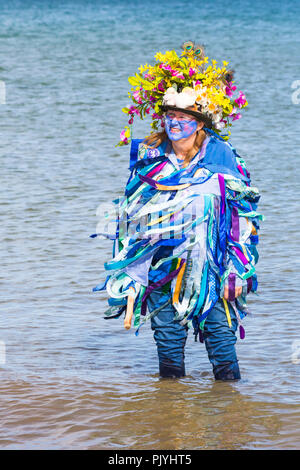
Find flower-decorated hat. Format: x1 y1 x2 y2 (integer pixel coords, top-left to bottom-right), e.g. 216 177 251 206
118 41 248 146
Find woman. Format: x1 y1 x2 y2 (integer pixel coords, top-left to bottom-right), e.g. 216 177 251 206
91 43 263 381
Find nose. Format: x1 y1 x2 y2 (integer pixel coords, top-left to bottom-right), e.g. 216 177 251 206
169 117 180 126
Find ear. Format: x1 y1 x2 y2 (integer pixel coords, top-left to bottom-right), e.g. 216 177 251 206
197 121 205 132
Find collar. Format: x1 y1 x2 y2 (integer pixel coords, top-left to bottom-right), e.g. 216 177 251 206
165 135 211 171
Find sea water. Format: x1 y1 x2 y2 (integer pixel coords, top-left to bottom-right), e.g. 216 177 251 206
0 0 300 449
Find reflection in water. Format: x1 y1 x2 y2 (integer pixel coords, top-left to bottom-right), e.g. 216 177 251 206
1 373 299 449
97 378 283 450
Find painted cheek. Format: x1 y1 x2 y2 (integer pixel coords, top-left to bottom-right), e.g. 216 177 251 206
165 118 197 141
180 120 198 138
165 118 182 140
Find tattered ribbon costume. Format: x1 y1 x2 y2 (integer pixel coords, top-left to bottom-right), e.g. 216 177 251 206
91 129 263 341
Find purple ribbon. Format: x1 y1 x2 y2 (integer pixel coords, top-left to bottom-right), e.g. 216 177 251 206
239 325 245 340
228 273 236 302
232 245 249 266
140 258 185 316
247 277 253 294
218 174 225 215
138 161 169 187
231 206 239 241
139 174 158 188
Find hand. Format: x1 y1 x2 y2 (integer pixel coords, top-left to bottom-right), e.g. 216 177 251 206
124 286 135 330
223 285 242 300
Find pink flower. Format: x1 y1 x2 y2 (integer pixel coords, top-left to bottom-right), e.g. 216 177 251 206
152 112 162 120
133 90 143 104
128 117 134 124
157 80 165 92
145 107 151 114
144 73 154 80
234 91 247 108
232 113 242 121
225 86 233 97
225 83 237 97
120 130 128 144
171 70 185 79
161 63 172 71
129 106 141 117
189 68 196 77
159 63 185 79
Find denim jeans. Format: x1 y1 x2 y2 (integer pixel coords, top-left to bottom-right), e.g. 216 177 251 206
146 287 241 380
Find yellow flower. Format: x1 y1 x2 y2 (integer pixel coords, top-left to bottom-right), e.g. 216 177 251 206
154 52 164 62
138 63 150 74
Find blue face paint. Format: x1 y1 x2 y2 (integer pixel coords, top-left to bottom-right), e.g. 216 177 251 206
165 115 198 141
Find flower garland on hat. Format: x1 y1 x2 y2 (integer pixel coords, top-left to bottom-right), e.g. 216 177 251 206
118 42 248 146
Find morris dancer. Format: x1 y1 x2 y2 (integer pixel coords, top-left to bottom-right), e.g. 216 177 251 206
91 42 263 381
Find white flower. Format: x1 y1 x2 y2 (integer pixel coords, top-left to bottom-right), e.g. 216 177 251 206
175 87 196 108
162 87 178 106
194 84 208 100
165 87 177 95
201 104 209 114
212 112 222 123
215 121 226 129
196 97 208 107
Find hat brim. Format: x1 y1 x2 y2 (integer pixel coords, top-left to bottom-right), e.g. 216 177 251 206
161 104 213 129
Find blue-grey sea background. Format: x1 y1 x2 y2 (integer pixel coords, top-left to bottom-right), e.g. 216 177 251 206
0 0 300 450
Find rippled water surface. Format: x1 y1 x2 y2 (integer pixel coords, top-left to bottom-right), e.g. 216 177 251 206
1 0 300 450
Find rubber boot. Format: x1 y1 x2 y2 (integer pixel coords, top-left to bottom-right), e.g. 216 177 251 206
213 361 241 381
159 359 186 378
203 300 241 381
146 288 188 379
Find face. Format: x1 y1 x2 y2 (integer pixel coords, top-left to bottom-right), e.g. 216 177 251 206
164 110 201 141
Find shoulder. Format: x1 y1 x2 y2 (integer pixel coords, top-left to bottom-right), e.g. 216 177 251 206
129 138 168 170
205 136 237 166
203 136 250 183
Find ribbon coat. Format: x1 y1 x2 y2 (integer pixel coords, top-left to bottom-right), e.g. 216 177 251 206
91 129 263 338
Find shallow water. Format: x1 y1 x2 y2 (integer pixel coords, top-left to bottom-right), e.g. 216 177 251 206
0 0 300 450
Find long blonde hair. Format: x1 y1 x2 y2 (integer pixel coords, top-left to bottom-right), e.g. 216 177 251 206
143 128 206 168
